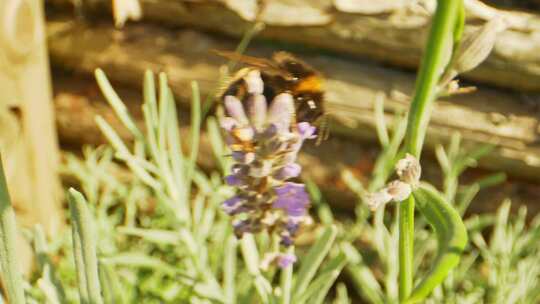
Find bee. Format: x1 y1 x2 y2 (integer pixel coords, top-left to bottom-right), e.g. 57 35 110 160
215 50 328 141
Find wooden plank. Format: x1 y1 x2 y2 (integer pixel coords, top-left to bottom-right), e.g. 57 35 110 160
47 0 540 92
46 18 540 180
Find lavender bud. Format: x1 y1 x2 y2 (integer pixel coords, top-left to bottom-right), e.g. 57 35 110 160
246 94 267 131
233 126 255 142
267 93 294 132
274 163 302 180
219 117 237 131
225 174 243 186
277 253 297 268
243 70 264 95
224 95 249 125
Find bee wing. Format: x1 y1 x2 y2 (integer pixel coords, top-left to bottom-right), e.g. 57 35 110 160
212 50 292 79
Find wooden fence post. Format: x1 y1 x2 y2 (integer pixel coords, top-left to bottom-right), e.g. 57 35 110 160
0 0 63 242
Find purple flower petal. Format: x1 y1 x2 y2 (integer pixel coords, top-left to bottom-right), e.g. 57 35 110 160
273 182 310 217
297 122 317 140
277 253 297 268
225 174 243 186
274 163 302 180
267 93 294 133
224 95 248 125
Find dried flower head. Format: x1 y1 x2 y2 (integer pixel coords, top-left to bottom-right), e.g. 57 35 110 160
220 70 316 266
396 153 421 187
365 189 393 211
365 154 421 211
453 17 506 75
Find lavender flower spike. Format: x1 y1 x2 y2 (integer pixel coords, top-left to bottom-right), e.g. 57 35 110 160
220 69 317 267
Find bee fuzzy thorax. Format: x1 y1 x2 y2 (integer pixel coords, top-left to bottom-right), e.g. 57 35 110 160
216 51 326 128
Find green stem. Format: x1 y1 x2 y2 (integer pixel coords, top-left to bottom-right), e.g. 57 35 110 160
0 155 26 304
400 0 462 301
279 247 295 304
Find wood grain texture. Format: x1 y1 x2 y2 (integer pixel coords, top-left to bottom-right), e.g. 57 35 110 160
47 0 540 92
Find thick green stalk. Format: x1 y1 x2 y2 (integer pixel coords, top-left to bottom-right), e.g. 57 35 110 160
0 155 26 304
400 0 462 301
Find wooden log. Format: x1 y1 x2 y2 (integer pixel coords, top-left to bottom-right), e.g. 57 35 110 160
45 18 540 181
47 0 540 92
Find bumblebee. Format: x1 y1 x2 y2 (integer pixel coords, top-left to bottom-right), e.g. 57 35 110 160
215 50 327 138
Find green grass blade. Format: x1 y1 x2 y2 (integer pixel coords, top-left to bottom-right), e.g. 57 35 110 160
0 155 26 304
68 188 104 304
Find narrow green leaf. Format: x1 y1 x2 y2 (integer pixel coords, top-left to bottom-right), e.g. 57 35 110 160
296 253 347 304
0 155 26 304
33 225 67 303
95 69 143 140
341 243 384 304
223 234 237 304
68 188 104 304
407 184 468 303
98 261 126 304
117 227 181 245
185 81 201 207
240 234 271 303
292 225 337 299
